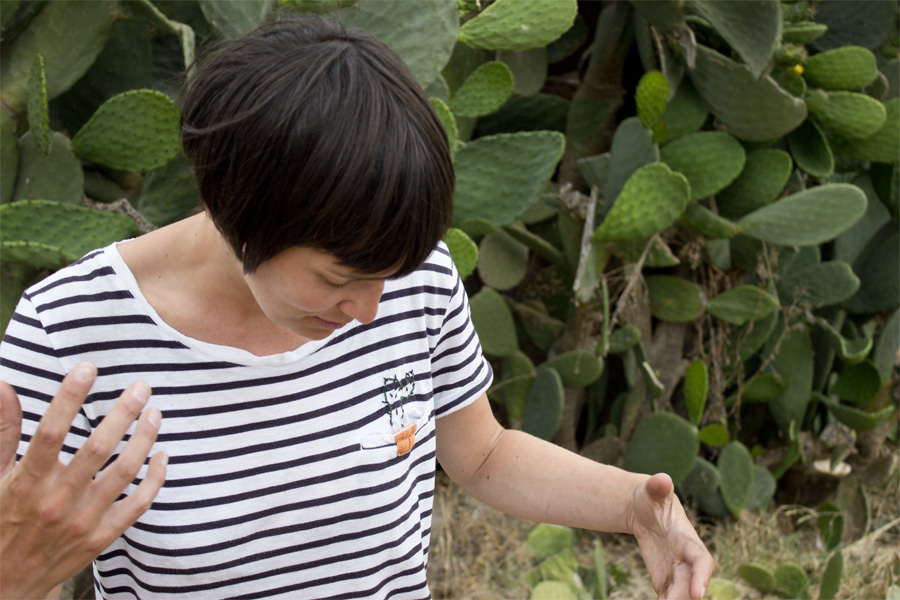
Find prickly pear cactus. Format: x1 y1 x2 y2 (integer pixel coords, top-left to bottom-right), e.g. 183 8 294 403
459 0 578 51
453 131 565 227
71 89 181 172
0 201 141 268
593 162 690 242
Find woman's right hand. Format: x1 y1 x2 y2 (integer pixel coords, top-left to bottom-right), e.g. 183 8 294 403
0 362 167 600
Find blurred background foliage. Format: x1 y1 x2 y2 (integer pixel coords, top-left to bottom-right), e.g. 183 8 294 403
1 1 898 597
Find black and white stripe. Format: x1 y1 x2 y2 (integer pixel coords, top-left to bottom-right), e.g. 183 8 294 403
1 242 491 599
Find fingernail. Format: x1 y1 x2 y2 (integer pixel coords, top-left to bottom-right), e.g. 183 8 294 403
74 362 96 382
148 407 162 428
701 586 707 598
160 452 169 468
133 382 151 405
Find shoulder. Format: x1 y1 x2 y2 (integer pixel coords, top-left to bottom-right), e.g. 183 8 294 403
23 245 122 302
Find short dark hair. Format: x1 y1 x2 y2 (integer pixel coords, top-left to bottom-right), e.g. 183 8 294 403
180 17 454 276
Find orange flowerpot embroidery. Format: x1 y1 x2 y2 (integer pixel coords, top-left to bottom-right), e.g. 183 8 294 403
394 423 417 457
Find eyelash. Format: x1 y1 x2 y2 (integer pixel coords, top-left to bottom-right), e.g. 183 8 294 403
324 278 349 289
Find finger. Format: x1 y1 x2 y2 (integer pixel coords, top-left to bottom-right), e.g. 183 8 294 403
91 405 161 504
101 448 168 537
64 382 152 488
646 472 674 503
0 381 23 476
18 363 96 478
665 561 694 600
689 547 715 600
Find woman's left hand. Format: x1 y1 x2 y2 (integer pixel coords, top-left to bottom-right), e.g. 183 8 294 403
628 473 715 600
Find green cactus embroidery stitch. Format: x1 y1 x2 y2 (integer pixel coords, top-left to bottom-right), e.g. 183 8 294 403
382 371 416 427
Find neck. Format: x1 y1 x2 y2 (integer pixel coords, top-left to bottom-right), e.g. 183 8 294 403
118 213 307 354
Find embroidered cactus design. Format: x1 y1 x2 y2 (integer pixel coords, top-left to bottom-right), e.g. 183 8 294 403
382 370 416 427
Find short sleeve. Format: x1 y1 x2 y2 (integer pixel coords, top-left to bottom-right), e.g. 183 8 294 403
0 294 89 463
429 260 493 418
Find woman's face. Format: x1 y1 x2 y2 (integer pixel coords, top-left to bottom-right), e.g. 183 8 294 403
243 246 394 340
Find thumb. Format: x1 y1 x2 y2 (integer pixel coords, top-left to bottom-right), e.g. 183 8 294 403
0 382 23 476
645 472 674 503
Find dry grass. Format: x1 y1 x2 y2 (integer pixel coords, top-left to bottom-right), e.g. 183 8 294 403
59 466 898 599
428 465 900 600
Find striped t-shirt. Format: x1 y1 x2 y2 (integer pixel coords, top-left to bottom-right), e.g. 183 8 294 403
0 242 492 599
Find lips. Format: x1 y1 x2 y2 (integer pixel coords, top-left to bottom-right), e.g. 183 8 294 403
314 316 349 330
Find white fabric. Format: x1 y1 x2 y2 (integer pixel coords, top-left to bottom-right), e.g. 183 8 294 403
1 242 492 599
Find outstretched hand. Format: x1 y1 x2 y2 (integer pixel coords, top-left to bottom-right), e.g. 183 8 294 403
629 473 715 600
0 363 167 600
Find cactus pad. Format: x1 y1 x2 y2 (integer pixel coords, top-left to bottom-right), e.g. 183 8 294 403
689 44 807 142
661 78 708 142
781 22 828 45
645 275 705 323
698 424 729 447
718 441 754 516
737 183 867 247
803 46 879 90
339 0 458 86
767 321 813 433
708 285 778 325
459 0 578 51
443 227 478 279
740 373 786 404
498 48 548 97
72 89 181 172
777 261 860 307
0 0 115 111
593 163 690 242
821 395 896 432
683 359 708 426
0 240 69 270
494 350 535 419
774 563 810 600
717 149 793 220
679 457 720 499
476 93 570 136
635 70 669 141
449 61 514 118
27 54 49 155
623 412 699 486
138 153 201 227
477 229 528 290
429 98 459 155
845 224 899 314
521 366 564 441
199 0 273 38
0 201 141 267
805 89 886 139
727 310 778 364
543 350 603 388
687 0 781 79
678 203 738 239
0 112 17 204
819 551 843 600
786 119 834 179
738 563 776 594
660 131 746 201
453 131 565 227
14 131 84 205
830 98 900 163
604 117 660 206
469 286 518 357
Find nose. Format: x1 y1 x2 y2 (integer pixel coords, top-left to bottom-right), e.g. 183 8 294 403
339 280 384 324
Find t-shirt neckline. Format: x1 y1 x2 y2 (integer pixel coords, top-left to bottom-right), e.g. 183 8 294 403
107 242 339 367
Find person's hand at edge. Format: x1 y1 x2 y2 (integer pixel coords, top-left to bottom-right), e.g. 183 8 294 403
628 472 715 600
0 362 167 600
